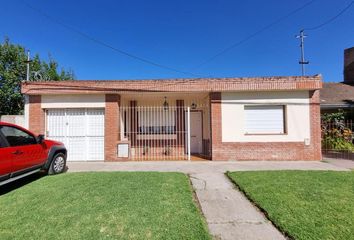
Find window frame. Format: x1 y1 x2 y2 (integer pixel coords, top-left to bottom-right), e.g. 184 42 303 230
244 105 287 136
0 125 38 147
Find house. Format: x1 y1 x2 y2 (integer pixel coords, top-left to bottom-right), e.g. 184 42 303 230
321 47 354 118
21 75 322 162
321 82 354 118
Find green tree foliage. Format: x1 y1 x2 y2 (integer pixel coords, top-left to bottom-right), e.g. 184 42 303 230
0 37 75 115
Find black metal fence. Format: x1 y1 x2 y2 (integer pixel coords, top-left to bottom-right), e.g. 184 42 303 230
321 120 354 160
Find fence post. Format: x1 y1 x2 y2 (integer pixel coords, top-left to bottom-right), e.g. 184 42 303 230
187 107 191 161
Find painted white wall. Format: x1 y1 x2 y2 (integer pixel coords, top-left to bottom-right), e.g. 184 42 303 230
41 94 105 109
0 115 25 127
221 91 311 143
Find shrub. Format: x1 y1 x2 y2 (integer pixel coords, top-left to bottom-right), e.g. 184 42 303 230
321 111 354 152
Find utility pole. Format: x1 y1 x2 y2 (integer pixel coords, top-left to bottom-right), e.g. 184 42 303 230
296 30 309 76
24 51 32 81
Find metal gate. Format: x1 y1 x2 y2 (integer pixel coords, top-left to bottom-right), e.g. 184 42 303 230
120 106 191 160
322 120 354 160
46 108 105 161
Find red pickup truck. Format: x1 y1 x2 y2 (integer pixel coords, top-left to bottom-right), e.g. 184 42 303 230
0 122 67 186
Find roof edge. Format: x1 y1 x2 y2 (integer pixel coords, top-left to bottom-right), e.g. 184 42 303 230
21 74 322 84
21 75 322 95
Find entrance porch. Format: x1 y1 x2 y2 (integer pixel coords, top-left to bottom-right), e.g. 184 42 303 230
118 92 211 160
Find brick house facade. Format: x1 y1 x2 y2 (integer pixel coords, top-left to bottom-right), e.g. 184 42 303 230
21 75 322 161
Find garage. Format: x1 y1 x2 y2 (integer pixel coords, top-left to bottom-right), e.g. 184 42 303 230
46 108 105 161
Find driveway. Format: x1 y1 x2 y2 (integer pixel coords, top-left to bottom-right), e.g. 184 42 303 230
67 161 347 240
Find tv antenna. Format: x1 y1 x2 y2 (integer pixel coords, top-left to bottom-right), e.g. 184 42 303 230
296 30 309 76
24 50 32 81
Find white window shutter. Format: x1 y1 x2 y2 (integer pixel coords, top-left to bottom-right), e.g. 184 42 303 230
245 106 285 134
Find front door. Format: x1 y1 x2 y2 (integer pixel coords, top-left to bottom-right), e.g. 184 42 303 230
190 111 202 154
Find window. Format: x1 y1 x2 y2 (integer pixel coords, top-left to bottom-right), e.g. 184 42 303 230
138 109 176 134
244 105 286 134
0 126 37 146
0 135 6 148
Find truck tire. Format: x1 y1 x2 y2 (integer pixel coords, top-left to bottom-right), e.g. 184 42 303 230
48 153 66 175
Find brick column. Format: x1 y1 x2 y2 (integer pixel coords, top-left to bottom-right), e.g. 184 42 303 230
28 95 45 135
176 100 185 146
129 100 137 147
209 92 222 160
309 90 322 160
104 94 120 161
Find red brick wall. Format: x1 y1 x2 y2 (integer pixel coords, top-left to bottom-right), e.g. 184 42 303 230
129 100 137 147
209 91 322 161
209 92 221 159
28 95 45 135
309 90 322 160
176 100 185 145
104 94 120 161
21 76 322 95
344 47 354 83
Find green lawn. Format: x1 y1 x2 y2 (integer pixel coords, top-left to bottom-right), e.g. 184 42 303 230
227 171 354 240
0 172 210 240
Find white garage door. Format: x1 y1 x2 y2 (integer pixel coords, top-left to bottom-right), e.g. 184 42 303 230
46 108 105 161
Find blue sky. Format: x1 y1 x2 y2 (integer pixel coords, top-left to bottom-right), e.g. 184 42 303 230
1 0 353 81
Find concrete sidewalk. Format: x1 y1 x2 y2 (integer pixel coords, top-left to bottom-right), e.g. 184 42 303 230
67 160 347 174
323 158 354 169
67 161 347 240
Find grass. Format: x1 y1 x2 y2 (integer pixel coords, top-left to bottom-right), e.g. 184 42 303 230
227 171 354 240
0 172 211 240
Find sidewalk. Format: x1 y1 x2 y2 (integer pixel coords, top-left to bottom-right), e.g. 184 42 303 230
67 161 347 240
67 160 347 174
323 158 354 169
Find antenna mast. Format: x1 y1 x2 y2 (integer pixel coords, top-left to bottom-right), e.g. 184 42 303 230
24 51 32 81
296 30 309 76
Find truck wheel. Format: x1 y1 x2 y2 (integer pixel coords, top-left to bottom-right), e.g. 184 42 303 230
49 153 66 175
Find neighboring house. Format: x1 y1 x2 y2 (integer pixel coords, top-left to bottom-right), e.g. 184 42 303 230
21 75 322 162
321 82 354 117
321 47 354 118
0 115 25 127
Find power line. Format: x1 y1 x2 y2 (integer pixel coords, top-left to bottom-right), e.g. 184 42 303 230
19 0 202 77
295 1 353 75
192 0 317 70
304 1 354 31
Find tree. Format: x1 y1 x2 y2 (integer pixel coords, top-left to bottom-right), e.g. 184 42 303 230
0 37 75 115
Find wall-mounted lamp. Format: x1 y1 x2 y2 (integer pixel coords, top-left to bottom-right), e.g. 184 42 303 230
191 102 197 110
163 96 169 110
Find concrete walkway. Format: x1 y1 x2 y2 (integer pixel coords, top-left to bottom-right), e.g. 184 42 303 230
67 160 347 173
190 172 285 240
323 158 354 169
67 161 347 240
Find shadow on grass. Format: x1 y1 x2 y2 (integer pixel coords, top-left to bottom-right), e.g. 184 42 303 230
0 172 46 196
0 165 70 196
